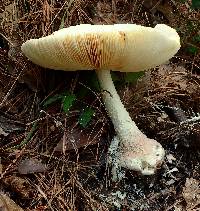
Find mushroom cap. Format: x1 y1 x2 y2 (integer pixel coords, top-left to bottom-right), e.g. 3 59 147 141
21 24 180 72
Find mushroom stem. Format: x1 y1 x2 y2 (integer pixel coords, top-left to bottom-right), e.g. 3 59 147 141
97 69 141 140
96 69 165 178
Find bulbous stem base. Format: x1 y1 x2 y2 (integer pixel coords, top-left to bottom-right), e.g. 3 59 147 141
96 69 165 180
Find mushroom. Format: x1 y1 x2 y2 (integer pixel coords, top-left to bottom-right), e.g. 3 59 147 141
21 24 180 179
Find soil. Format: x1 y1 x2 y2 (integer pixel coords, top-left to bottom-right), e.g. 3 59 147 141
0 0 200 210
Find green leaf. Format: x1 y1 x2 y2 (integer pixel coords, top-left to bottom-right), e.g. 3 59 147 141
111 72 120 82
192 0 200 9
59 14 66 30
79 107 95 128
43 94 64 108
88 72 100 91
42 92 76 112
186 45 198 55
187 21 195 32
12 122 38 149
124 71 145 84
77 72 100 99
192 35 200 43
77 87 89 99
180 0 187 3
59 0 75 29
62 94 76 113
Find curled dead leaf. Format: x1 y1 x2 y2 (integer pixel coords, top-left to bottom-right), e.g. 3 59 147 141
3 176 34 199
0 193 24 211
55 128 103 152
182 178 200 210
18 158 46 175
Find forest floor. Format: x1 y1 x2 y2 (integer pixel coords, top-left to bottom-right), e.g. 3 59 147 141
0 0 200 210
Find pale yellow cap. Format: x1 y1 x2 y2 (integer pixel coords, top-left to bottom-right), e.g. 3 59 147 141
21 24 180 72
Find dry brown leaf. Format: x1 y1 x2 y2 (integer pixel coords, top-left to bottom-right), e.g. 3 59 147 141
55 128 102 152
0 3 14 25
93 1 116 24
182 178 200 211
0 127 8 136
18 158 46 174
3 176 34 199
0 115 24 133
0 193 24 211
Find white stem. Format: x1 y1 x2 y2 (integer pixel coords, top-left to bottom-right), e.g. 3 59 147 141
96 69 143 143
96 69 165 177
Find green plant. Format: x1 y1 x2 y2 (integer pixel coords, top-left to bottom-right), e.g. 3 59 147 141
42 91 96 127
186 45 198 55
179 0 200 9
78 107 95 128
62 94 76 113
192 0 200 9
124 71 145 84
43 92 76 113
